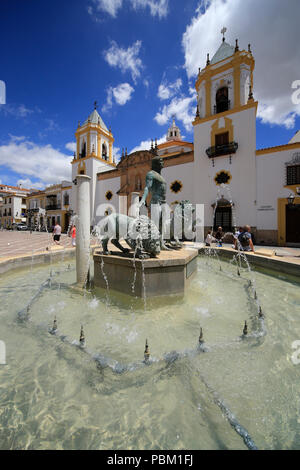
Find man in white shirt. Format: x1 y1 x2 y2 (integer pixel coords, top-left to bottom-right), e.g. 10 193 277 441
53 223 62 245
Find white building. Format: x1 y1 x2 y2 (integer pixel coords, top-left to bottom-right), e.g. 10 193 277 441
71 36 300 246
0 185 30 228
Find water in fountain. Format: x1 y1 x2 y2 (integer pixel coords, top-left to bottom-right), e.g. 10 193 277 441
2 255 300 450
209 184 265 336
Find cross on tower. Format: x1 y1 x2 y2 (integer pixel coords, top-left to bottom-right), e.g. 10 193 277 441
94 101 98 110
221 27 227 42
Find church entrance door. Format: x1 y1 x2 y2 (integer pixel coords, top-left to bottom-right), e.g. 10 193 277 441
286 204 300 244
214 206 232 233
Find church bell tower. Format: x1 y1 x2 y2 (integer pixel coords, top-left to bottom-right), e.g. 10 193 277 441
192 29 258 234
71 103 115 224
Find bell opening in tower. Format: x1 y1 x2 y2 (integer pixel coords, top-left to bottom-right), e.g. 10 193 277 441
215 87 230 114
102 143 108 161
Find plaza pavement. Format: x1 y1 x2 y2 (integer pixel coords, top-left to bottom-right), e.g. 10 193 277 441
0 230 299 267
0 230 99 262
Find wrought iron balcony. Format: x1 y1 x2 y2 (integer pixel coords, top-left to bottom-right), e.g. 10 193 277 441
206 141 238 159
46 204 61 211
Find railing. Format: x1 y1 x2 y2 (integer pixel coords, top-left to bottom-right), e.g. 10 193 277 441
206 141 238 158
214 100 231 114
46 205 61 211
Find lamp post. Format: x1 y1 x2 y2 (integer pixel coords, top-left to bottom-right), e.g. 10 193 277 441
287 193 295 206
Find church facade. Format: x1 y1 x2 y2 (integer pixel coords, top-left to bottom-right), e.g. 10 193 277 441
71 36 300 246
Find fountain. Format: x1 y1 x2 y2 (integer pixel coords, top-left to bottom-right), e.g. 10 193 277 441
92 154 198 297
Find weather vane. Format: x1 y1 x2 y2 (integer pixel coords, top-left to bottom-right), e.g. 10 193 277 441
221 27 227 42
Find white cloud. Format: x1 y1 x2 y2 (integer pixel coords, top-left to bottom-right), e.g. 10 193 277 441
65 142 77 152
0 137 72 188
17 178 43 190
130 0 168 18
130 135 166 154
102 83 134 112
90 0 168 18
182 0 300 129
90 0 123 17
103 40 143 83
158 78 182 100
0 104 35 119
112 83 134 105
8 135 27 143
154 95 197 132
113 146 122 162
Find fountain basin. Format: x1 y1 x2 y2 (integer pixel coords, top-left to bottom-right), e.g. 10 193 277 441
1 254 300 450
94 248 198 297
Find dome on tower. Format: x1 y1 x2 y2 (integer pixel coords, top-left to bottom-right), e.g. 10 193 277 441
83 107 108 132
211 40 235 65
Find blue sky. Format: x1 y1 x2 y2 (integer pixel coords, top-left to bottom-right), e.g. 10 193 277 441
0 0 299 189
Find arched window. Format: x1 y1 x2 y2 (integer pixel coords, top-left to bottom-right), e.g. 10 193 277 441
102 143 108 160
215 87 229 114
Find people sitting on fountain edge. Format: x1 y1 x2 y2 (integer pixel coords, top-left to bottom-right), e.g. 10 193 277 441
214 227 224 247
205 230 217 247
235 225 255 252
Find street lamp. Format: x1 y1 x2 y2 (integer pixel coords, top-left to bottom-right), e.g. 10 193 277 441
287 193 295 206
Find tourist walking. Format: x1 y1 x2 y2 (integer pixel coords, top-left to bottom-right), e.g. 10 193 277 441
53 222 62 245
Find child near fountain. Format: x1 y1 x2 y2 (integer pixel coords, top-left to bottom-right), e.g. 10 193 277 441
205 230 216 247
214 227 224 247
70 225 76 247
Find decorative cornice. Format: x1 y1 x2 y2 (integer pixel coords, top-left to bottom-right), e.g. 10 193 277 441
193 100 258 126
256 142 300 156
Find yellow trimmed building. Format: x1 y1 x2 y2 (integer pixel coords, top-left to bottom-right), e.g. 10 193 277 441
45 181 73 232
71 35 300 246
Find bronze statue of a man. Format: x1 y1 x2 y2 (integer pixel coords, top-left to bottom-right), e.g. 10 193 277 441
140 154 166 206
140 154 170 249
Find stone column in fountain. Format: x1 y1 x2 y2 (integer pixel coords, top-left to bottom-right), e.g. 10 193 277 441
76 175 91 287
129 192 140 218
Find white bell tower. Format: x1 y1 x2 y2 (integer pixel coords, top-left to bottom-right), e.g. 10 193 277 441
193 29 258 234
71 103 116 225
167 119 182 142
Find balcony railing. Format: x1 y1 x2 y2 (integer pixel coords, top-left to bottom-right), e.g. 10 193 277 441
206 141 238 159
46 205 61 211
214 100 231 114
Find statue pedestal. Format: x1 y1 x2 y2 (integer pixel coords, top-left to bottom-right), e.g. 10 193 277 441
93 248 198 297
